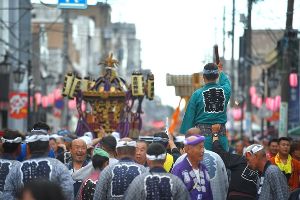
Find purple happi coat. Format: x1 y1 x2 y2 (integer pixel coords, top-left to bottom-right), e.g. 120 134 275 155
172 156 213 200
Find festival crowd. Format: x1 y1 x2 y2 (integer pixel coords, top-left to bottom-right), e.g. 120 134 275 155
0 63 299 200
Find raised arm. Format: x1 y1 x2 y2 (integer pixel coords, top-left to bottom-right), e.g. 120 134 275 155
218 72 231 97
179 92 197 134
212 140 244 169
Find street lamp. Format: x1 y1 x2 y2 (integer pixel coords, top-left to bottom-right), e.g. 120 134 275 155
13 64 26 84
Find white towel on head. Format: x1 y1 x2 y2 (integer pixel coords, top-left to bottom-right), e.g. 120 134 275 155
111 131 120 142
79 136 92 146
25 135 49 143
84 132 93 140
116 140 136 148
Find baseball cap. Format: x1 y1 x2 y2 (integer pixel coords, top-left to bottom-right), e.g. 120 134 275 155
93 148 109 158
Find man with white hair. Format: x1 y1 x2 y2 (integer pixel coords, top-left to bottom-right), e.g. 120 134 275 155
212 133 258 200
93 138 147 200
245 144 289 200
3 122 74 200
172 135 213 200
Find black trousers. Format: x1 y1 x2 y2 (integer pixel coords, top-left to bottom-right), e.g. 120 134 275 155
227 196 255 200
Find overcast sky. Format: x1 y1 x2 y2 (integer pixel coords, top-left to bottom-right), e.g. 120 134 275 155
107 0 300 108
35 0 300 108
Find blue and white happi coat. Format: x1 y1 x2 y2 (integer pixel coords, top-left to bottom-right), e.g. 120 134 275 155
0 157 20 197
124 166 190 200
93 158 147 200
2 155 74 200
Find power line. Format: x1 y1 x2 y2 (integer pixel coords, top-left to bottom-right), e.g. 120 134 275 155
0 18 20 43
21 13 63 52
0 7 32 10
10 7 30 29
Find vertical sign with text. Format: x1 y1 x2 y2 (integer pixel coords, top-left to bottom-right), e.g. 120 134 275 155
9 92 28 119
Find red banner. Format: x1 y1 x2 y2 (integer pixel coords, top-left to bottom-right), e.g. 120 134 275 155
9 92 28 119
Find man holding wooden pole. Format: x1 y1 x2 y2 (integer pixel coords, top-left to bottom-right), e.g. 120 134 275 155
180 46 231 151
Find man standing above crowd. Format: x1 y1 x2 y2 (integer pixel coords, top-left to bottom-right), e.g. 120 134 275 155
270 137 300 191
125 143 189 200
180 63 231 151
93 138 147 200
3 122 74 200
172 135 213 200
245 144 289 200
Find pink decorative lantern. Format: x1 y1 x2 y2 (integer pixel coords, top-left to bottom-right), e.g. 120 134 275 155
251 94 258 105
30 97 33 107
54 88 62 100
249 86 256 96
232 108 242 121
42 96 49 108
266 98 276 111
289 73 298 88
68 99 76 110
274 96 281 111
255 97 262 108
81 102 86 112
265 97 271 110
34 93 42 105
48 93 55 105
271 98 276 111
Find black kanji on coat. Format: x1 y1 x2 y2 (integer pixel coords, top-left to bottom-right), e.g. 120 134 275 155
81 179 97 200
21 160 51 184
145 175 172 200
0 162 11 192
111 165 141 197
203 88 225 113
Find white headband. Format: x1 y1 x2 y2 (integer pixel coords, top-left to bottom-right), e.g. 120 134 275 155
25 135 49 143
1 137 22 144
244 144 264 155
31 129 48 135
116 141 136 148
146 153 167 161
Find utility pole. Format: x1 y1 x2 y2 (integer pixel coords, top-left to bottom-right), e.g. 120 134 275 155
230 0 235 106
245 0 253 139
222 7 226 57
61 10 69 129
261 69 265 138
27 59 32 131
279 0 295 137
